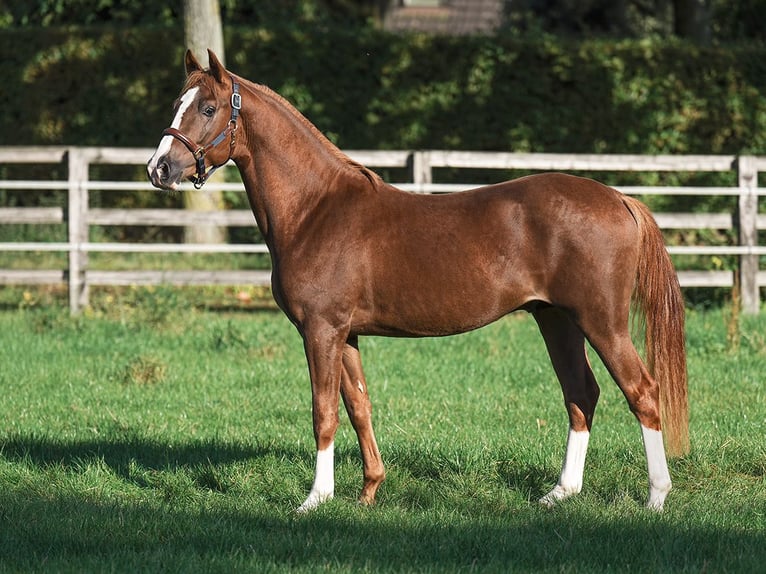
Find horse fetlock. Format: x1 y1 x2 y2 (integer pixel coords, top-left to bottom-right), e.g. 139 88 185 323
359 475 384 506
641 424 672 511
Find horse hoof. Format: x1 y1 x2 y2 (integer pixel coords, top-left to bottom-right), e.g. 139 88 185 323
539 485 579 507
296 491 333 514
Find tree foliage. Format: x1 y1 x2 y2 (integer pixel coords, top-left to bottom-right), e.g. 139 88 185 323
0 0 373 29
0 19 762 294
3 0 766 42
1 26 763 156
507 0 766 42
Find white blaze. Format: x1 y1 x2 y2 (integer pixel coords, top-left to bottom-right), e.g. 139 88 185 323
147 87 200 173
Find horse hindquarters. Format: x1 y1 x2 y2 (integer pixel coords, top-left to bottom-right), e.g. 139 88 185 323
548 194 687 510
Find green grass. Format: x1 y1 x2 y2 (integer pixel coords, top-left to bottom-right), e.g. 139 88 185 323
0 300 764 573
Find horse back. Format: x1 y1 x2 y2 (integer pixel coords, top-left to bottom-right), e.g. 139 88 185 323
277 172 641 336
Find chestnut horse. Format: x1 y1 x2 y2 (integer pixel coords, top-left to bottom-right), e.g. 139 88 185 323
148 50 689 512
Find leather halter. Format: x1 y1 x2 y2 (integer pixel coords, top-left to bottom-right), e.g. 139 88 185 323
162 76 241 189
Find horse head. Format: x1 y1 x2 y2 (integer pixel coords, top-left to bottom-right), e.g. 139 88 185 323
147 49 241 190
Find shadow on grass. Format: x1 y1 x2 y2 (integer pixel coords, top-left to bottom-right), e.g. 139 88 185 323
0 486 763 572
0 431 274 472
1 433 764 572
0 432 311 500
0 431 558 501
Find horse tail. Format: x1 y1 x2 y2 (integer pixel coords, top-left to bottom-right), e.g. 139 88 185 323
622 194 690 457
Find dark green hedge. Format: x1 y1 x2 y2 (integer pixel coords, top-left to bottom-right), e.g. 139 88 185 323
1 25 765 156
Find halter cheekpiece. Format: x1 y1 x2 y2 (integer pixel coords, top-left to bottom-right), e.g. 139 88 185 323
162 76 241 189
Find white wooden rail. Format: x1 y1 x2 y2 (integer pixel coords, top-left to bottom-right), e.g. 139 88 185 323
1 147 764 313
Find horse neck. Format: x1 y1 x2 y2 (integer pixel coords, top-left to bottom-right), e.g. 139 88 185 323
233 82 365 248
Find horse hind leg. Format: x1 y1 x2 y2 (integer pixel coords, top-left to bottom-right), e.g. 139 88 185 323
340 337 385 505
534 307 601 507
583 324 672 510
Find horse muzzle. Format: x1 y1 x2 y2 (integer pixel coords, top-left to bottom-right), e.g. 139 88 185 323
147 153 185 191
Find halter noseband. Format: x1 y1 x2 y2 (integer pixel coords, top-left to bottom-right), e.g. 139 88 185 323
162 76 241 189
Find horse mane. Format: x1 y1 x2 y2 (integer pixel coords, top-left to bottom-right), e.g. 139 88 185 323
189 71 382 188
246 79 382 187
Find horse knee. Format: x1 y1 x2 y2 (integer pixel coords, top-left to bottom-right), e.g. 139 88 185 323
313 411 340 448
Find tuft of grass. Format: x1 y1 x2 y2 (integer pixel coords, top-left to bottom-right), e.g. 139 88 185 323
121 355 168 386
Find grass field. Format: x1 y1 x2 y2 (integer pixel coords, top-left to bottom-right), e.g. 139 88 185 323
0 294 764 573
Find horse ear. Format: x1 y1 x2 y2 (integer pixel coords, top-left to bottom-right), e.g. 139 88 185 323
207 49 226 83
185 49 203 76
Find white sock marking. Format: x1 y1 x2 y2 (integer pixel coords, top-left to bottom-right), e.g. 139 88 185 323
641 424 672 510
297 442 335 513
540 429 590 506
147 87 200 179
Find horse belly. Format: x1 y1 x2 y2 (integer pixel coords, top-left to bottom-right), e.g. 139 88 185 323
358 240 536 337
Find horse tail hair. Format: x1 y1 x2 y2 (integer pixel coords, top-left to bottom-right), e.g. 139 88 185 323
622 194 690 457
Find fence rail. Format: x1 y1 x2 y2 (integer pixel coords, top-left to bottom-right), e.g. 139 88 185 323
1 147 764 313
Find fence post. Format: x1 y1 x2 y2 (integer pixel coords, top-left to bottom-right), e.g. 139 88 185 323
67 148 89 314
411 151 432 193
737 155 759 314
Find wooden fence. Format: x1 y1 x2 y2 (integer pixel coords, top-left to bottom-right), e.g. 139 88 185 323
1 147 765 313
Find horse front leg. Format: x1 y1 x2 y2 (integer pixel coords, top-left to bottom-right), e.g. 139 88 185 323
340 337 385 505
296 321 347 513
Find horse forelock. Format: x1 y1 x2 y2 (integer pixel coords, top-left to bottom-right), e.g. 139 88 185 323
181 70 214 99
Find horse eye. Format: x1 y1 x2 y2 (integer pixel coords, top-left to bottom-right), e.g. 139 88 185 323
203 106 216 118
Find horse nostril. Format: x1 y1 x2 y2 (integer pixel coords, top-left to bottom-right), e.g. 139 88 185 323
148 154 180 190
148 155 168 187
150 155 173 185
